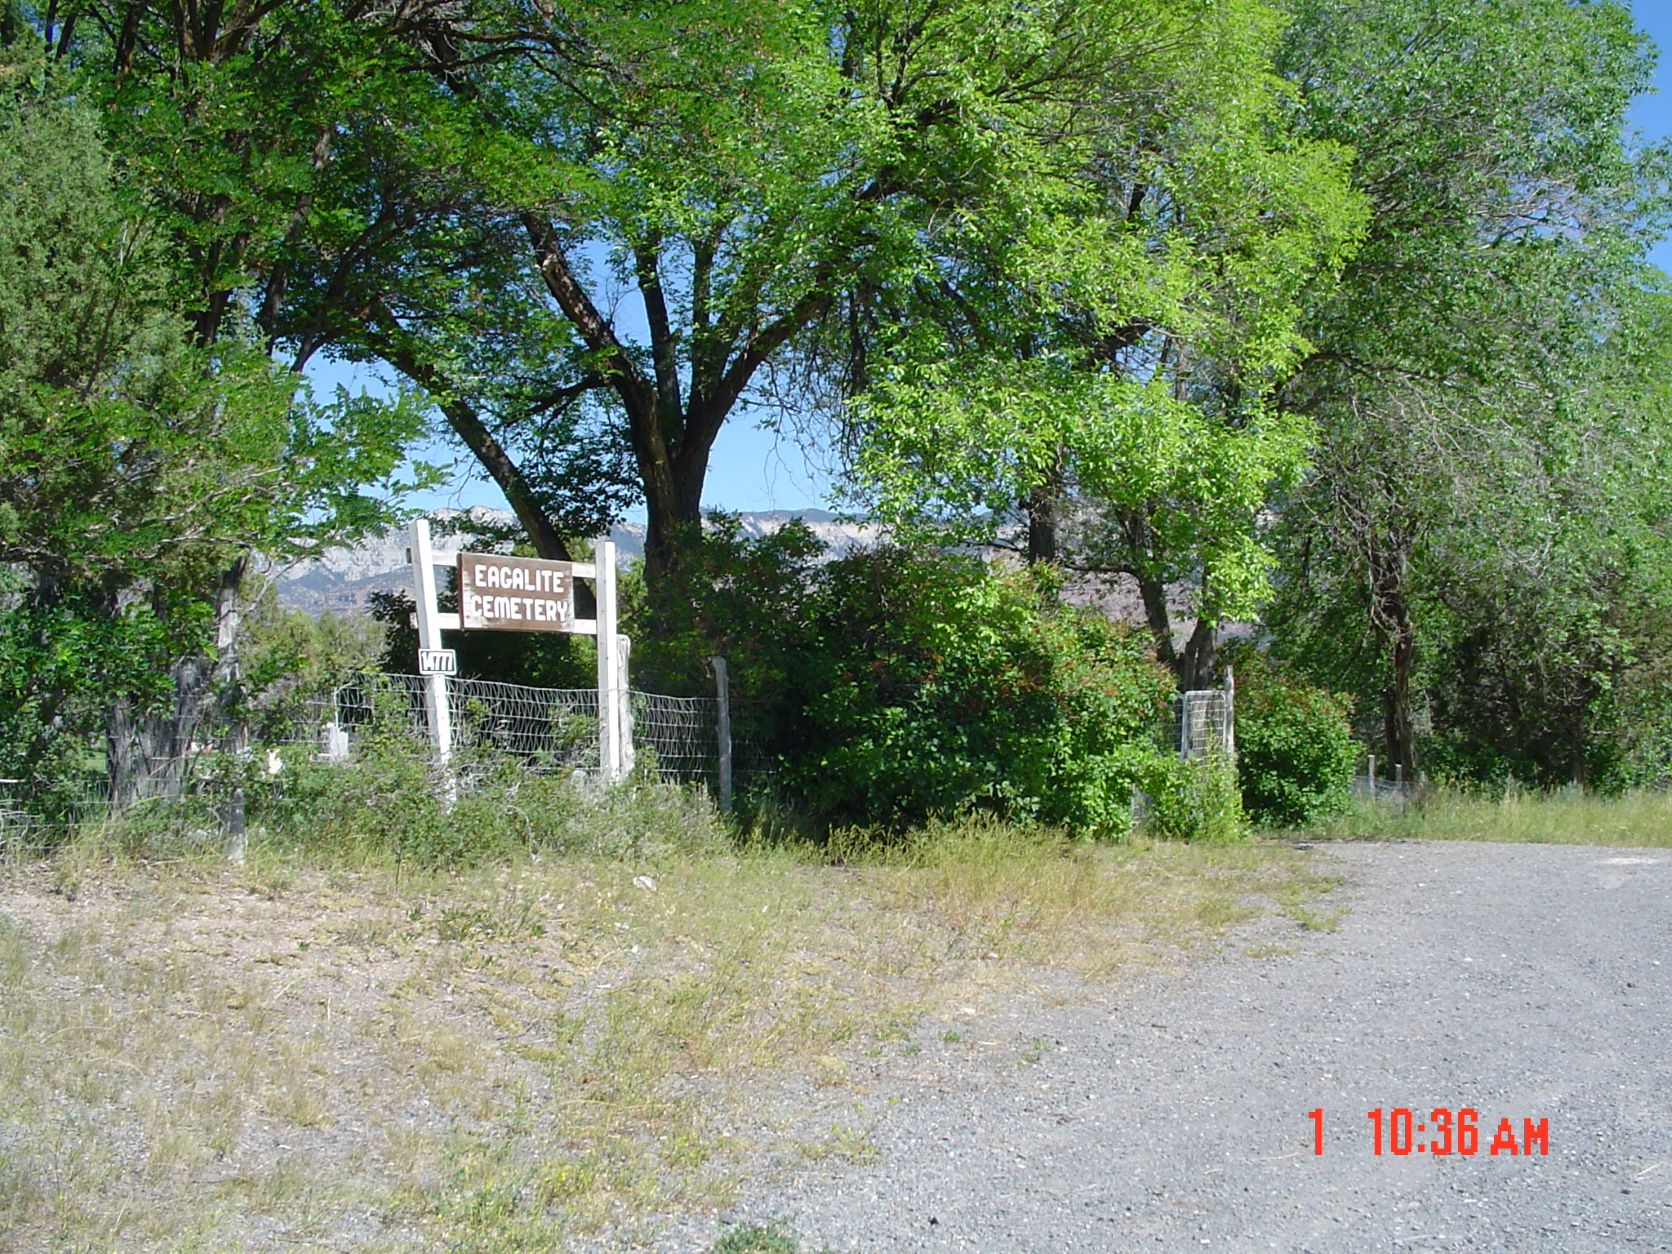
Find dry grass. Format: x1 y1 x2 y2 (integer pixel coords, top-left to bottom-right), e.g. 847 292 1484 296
0 820 1331 1252
1302 787 1672 848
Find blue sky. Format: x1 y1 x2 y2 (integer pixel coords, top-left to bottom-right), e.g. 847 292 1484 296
1628 2 1672 273
332 0 1672 521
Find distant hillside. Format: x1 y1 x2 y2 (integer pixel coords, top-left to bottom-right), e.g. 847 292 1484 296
264 508 883 615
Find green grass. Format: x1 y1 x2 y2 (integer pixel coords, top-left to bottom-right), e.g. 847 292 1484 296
1299 786 1672 847
712 1220 812 1253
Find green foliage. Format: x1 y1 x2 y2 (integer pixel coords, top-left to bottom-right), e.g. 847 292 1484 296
9 0 1670 813
1267 0 1672 782
0 46 426 795
1139 753 1249 843
1228 652 1358 827
780 550 1174 833
626 526 1176 833
844 0 1367 675
236 580 386 740
627 514 825 698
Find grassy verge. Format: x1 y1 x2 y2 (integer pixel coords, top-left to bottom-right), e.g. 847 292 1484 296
0 803 1330 1252
1298 786 1672 847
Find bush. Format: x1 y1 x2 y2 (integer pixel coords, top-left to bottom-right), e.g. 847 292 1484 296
779 550 1174 833
1227 650 1358 827
1139 751 1248 842
625 514 823 699
608 522 1181 835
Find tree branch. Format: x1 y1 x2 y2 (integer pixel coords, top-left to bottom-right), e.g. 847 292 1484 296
367 301 584 572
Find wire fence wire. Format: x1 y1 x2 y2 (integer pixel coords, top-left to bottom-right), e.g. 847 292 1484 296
325 673 772 786
326 673 602 768
1354 772 1421 807
1169 689 1233 760
2 670 774 858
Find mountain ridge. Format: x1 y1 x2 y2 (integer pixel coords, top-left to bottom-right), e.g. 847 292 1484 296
265 508 882 615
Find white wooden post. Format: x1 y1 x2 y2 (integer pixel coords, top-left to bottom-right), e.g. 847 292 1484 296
409 519 453 766
594 538 624 781
1223 665 1236 759
711 655 732 813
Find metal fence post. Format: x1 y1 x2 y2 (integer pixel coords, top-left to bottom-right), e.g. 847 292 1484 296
711 656 733 813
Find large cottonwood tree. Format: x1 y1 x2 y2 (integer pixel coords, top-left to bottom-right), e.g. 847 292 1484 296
283 0 1355 591
1267 0 1672 779
841 0 1365 689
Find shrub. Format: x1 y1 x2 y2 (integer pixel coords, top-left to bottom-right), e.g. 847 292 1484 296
780 550 1174 833
626 514 823 699
1227 650 1358 827
1139 751 1248 842
605 522 1180 835
257 744 728 867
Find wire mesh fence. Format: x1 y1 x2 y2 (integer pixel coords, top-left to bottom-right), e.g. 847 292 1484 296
1168 689 1234 760
324 673 770 785
1 769 196 858
1 670 775 859
630 691 774 796
325 673 602 768
0 784 46 860
1354 770 1422 807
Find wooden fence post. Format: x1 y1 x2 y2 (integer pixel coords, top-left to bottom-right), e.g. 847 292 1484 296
1223 665 1236 758
594 538 624 781
618 632 634 778
711 656 733 814
409 519 453 767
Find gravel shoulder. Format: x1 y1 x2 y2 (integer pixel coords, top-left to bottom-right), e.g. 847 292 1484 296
694 841 1672 1252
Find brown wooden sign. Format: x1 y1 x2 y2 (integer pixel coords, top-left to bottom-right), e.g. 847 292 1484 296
458 553 575 632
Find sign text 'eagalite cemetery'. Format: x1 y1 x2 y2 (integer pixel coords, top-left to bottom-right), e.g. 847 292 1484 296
458 553 575 631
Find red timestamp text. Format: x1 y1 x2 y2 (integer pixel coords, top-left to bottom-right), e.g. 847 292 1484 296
1307 1107 1549 1157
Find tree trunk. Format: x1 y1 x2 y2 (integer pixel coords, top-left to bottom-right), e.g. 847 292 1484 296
105 555 250 809
641 460 689 590
1027 486 1058 564
1133 570 1183 677
212 552 250 760
1379 607 1419 780
641 417 716 588
1179 615 1217 692
106 698 140 808
1026 447 1066 564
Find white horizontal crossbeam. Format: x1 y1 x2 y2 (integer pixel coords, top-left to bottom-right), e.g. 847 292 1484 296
418 613 597 635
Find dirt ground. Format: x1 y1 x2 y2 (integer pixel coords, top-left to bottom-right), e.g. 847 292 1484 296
0 838 1331 1251
682 841 1672 1253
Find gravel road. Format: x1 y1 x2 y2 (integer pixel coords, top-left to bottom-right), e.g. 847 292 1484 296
695 841 1672 1252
